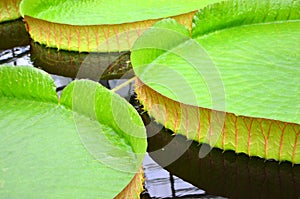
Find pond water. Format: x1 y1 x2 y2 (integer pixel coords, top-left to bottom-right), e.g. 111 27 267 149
1 19 300 199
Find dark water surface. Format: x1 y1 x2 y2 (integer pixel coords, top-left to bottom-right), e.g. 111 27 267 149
1 19 300 199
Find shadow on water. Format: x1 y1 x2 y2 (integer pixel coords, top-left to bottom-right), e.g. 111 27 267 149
1 19 300 199
0 19 30 51
30 41 134 80
136 109 300 199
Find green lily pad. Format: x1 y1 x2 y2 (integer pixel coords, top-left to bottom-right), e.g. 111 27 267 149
0 0 22 23
132 0 300 163
19 0 222 25
147 124 300 199
0 66 147 198
19 0 224 52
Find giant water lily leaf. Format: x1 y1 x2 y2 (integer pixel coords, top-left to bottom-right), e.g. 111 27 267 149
19 0 223 52
147 123 300 199
132 0 300 163
0 66 147 198
20 0 222 25
0 0 22 23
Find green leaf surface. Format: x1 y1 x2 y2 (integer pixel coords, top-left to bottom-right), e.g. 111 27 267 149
19 0 222 25
0 66 146 198
132 0 300 125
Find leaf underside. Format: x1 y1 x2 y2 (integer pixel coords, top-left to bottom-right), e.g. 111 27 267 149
132 0 300 124
20 0 226 52
132 0 300 163
0 0 22 22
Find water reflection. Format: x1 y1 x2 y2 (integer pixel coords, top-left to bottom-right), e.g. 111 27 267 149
0 19 29 50
30 41 133 80
143 154 211 198
140 111 300 199
0 46 31 66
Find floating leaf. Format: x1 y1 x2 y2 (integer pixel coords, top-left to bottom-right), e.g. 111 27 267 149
20 0 223 52
147 122 300 199
0 0 22 22
0 66 147 198
132 0 300 163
